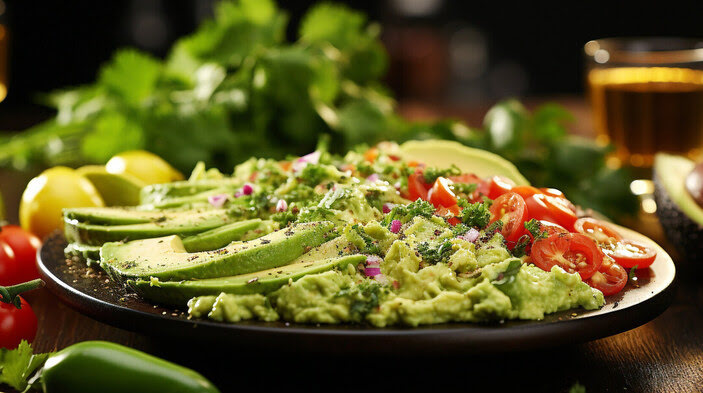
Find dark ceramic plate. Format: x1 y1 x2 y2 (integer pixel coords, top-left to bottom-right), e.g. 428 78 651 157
38 225 676 355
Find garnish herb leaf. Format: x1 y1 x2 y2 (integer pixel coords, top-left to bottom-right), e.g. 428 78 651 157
524 219 548 241
0 340 49 391
417 240 454 265
457 199 491 228
492 259 523 287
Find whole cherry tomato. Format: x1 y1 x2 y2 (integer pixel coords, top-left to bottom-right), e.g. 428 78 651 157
0 296 38 349
0 225 41 285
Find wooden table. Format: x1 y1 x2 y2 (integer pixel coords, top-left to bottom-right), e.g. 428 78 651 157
7 98 703 392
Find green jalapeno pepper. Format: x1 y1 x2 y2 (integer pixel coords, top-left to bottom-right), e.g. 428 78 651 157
38 341 220 393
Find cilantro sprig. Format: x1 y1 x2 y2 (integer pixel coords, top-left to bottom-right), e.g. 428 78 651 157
0 340 49 391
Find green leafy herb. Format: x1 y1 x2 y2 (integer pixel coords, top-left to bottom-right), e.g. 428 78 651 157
350 224 380 254
510 234 532 258
381 199 435 226
417 240 454 264
628 265 638 282
0 340 49 391
335 282 385 322
492 259 523 287
270 211 296 227
485 219 504 234
524 219 548 241
422 164 461 184
457 199 491 228
452 182 477 195
298 164 330 186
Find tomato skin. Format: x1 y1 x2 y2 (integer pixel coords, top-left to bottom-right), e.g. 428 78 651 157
540 188 566 199
530 233 604 280
527 220 569 241
0 240 21 286
574 218 623 245
0 225 41 284
510 186 543 200
587 258 628 296
0 297 38 349
604 239 657 269
406 172 430 201
487 176 515 200
489 192 529 246
525 194 578 231
428 177 458 208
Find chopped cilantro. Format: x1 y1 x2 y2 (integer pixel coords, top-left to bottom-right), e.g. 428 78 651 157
271 211 297 227
417 240 454 264
452 182 477 195
423 164 461 184
457 199 491 228
524 219 548 241
628 265 638 282
298 164 329 186
485 219 504 234
381 199 435 226
451 223 471 237
350 224 380 254
335 282 385 322
296 206 335 223
510 234 532 257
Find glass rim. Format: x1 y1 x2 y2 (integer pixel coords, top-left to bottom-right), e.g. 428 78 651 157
584 37 703 64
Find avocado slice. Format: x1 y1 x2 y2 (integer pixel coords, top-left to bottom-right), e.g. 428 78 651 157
100 221 336 283
181 219 272 252
400 140 530 186
128 237 364 306
140 178 241 205
64 208 236 246
654 153 703 263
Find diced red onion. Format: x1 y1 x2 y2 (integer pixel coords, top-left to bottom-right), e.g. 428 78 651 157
390 219 402 234
382 203 394 214
366 173 380 182
459 228 480 243
292 151 321 172
366 255 382 267
241 183 254 195
364 267 382 277
207 194 229 208
276 199 288 212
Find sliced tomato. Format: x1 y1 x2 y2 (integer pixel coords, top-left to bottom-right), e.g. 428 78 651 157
406 172 430 201
436 204 462 226
540 187 566 199
587 257 628 296
530 232 604 280
574 218 623 246
527 220 569 241
487 176 515 200
510 186 543 200
489 192 528 246
525 194 578 231
428 177 458 208
603 239 657 269
448 174 487 201
448 173 482 184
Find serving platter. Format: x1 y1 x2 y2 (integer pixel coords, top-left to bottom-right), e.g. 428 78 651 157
37 225 676 355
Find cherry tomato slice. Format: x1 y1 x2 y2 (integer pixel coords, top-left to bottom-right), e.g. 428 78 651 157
530 232 604 280
573 218 623 246
428 177 458 208
527 220 569 241
0 226 41 285
436 204 462 226
406 172 430 201
510 186 543 200
0 296 38 349
489 192 528 245
603 239 657 269
487 176 515 200
540 188 566 199
525 194 578 231
587 257 628 296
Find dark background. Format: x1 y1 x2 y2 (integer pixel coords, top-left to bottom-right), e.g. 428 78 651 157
1 0 702 130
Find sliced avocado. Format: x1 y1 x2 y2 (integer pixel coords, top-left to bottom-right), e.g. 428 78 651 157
77 165 145 206
653 153 703 263
128 237 364 306
64 207 172 225
140 179 241 205
64 242 101 265
100 221 335 283
400 140 530 186
181 219 271 252
64 208 235 246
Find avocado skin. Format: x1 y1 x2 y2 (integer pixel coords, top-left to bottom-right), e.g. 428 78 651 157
654 171 703 264
101 221 336 283
128 254 365 306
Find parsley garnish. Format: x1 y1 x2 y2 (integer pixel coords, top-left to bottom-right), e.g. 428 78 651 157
351 224 380 254
0 340 49 391
628 265 638 282
417 240 454 264
452 182 477 195
382 199 435 226
298 164 330 186
524 219 548 240
457 199 491 228
510 234 532 257
423 164 461 184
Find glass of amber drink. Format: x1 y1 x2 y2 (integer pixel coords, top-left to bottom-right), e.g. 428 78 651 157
585 38 703 169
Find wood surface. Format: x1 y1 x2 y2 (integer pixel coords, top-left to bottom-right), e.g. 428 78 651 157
5 98 702 393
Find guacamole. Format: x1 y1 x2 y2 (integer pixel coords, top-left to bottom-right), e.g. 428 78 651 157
67 140 606 327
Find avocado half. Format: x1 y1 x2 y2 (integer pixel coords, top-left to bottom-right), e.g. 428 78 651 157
400 140 530 186
653 153 703 263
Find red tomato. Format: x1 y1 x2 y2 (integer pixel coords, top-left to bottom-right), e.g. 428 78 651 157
510 186 543 200
489 192 528 246
587 257 628 296
0 297 38 349
0 240 21 286
406 172 430 201
364 147 379 163
530 233 604 280
428 177 458 208
487 176 515 200
540 188 566 199
436 204 462 226
527 220 569 241
603 239 657 269
0 226 41 284
573 218 623 246
525 194 578 231
448 174 482 184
